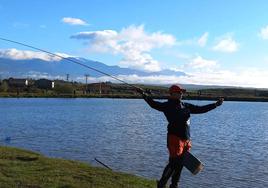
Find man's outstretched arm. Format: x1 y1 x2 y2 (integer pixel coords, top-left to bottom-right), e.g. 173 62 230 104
187 98 224 114
136 88 166 112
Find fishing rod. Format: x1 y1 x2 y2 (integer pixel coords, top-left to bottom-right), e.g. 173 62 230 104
94 158 113 170
0 37 142 91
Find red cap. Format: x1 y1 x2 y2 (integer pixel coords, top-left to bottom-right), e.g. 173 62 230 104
169 84 186 94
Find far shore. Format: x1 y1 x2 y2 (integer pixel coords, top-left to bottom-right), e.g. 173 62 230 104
1 93 268 102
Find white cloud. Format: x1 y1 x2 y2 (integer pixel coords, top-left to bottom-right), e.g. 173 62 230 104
12 22 29 28
39 25 47 29
61 17 88 26
259 25 268 40
188 56 217 69
0 48 71 61
179 69 268 88
176 32 209 47
73 69 268 88
24 71 65 80
119 53 161 72
264 56 268 64
71 30 119 53
173 52 191 60
55 52 72 59
213 35 239 53
169 67 185 72
119 25 175 49
198 32 209 47
71 25 176 72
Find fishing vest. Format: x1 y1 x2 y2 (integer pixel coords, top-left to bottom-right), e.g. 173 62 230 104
164 100 191 139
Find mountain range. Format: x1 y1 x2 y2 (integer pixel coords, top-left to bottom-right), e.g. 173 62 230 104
0 57 186 80
1 57 266 90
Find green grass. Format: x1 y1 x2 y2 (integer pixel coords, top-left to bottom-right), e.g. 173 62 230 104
0 146 155 188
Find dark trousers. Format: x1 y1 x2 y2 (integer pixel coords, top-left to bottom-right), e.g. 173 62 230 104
158 156 183 188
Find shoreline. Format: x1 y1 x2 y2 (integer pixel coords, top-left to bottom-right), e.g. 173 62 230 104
0 93 268 102
0 145 155 187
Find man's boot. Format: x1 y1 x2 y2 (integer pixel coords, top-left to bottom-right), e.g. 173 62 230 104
169 157 183 188
157 162 174 188
157 180 165 188
169 183 179 188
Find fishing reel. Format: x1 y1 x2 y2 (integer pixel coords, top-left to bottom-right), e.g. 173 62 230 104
136 88 152 95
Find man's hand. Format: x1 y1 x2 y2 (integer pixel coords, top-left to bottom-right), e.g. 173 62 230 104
136 87 145 95
215 98 224 107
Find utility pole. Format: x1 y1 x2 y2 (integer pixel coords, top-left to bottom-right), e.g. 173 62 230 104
85 74 89 84
85 74 89 94
66 74 69 82
99 82 102 95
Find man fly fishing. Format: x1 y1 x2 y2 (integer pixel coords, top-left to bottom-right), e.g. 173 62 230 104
137 85 223 188
0 37 224 188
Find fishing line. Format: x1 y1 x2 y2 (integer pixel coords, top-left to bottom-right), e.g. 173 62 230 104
0 37 141 90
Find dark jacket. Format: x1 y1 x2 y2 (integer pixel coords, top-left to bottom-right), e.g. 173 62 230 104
144 96 217 139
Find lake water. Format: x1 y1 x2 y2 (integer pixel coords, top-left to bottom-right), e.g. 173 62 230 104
0 98 267 187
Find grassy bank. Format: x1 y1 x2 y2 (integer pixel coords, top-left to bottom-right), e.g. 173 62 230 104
0 146 155 188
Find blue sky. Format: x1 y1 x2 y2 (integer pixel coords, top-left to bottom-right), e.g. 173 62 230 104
1 0 268 88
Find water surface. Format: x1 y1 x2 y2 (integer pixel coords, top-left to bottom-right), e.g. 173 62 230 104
0 98 267 187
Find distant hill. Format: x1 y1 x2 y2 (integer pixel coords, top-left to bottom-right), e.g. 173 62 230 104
151 83 268 91
3 57 267 91
0 57 186 79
